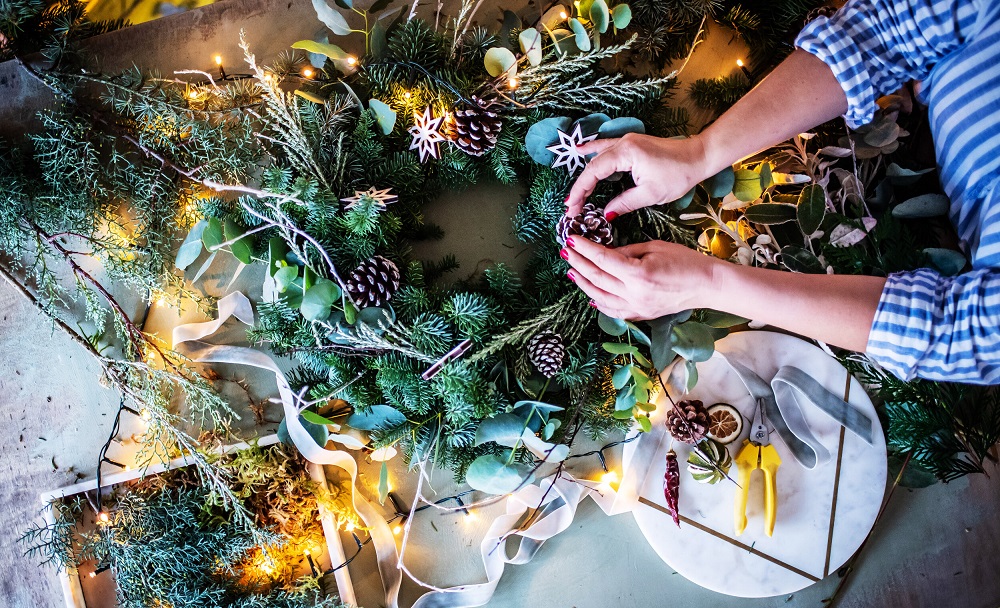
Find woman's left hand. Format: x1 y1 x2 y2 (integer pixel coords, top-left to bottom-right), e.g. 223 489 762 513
562 237 718 320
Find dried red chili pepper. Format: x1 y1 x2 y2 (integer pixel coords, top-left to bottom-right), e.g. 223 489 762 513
664 449 681 527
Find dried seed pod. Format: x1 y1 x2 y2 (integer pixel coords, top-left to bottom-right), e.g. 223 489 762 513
664 449 681 527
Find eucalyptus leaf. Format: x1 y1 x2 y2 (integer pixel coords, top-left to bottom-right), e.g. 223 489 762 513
636 401 656 412
924 247 966 276
597 116 645 139
371 21 388 58
370 0 395 12
311 0 352 35
201 217 224 250
632 351 651 368
512 400 564 417
268 237 289 277
501 10 521 50
278 416 329 449
223 218 253 264
291 39 349 59
615 385 636 411
575 112 611 137
346 404 406 431
626 322 652 346
598 312 628 336
612 408 635 419
603 342 639 355
780 245 824 274
192 250 218 283
758 162 773 189
175 220 207 270
699 310 749 328
611 4 632 29
548 28 575 55
685 360 699 391
484 46 517 77
797 184 826 235
344 299 358 324
637 415 652 432
274 264 299 292
612 364 632 390
648 315 679 371
378 460 389 504
301 278 340 321
474 413 527 448
295 89 327 105
892 193 950 218
732 169 763 202
569 18 591 51
518 28 543 66
525 116 573 165
743 203 797 225
703 166 735 198
301 410 337 426
467 455 534 495
589 0 610 33
358 306 394 327
333 0 351 8
886 163 933 185
670 322 714 362
369 99 396 135
672 187 696 209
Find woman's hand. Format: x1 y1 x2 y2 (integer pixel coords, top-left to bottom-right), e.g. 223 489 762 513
562 237 718 320
565 133 714 219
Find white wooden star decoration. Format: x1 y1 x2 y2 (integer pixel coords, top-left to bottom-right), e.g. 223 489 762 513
546 123 599 174
408 106 446 163
340 187 398 211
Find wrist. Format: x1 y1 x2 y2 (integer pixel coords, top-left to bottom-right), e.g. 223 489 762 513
692 253 730 310
690 130 729 181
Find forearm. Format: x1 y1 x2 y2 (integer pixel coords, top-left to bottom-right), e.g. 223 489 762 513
707 262 886 352
696 50 848 173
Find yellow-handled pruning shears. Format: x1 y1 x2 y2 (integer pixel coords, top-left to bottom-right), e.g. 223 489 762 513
734 398 782 537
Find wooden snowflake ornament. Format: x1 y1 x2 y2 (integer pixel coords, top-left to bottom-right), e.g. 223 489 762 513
546 123 598 174
340 187 398 211
408 106 446 163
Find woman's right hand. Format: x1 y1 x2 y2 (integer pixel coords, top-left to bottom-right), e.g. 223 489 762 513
565 132 716 219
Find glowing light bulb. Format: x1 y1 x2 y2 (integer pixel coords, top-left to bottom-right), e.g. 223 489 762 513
302 67 314 79
393 524 403 535
508 77 519 89
347 56 357 66
89 572 96 578
214 54 223 66
597 470 619 492
188 90 198 99
303 548 311 556
345 522 355 532
736 59 744 67
464 511 476 523
140 409 151 422
403 91 412 100
97 511 110 524
559 10 568 19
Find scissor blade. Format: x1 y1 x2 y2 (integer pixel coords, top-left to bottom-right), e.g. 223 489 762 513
750 398 769 446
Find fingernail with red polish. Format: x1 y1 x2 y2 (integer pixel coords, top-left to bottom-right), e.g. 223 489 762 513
559 248 569 260
566 237 576 248
605 211 618 221
567 271 576 283
588 299 597 308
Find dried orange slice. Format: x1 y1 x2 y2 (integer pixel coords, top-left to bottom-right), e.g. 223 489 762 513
706 403 742 445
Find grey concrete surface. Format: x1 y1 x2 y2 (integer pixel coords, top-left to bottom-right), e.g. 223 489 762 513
1 1 999 607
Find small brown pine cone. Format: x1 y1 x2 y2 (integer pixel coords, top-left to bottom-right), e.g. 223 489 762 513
527 330 565 378
555 202 613 247
448 96 503 157
345 255 400 308
666 399 710 445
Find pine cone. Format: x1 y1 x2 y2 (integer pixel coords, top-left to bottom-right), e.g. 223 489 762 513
803 5 838 23
666 399 710 445
345 255 400 308
555 203 613 247
527 331 565 378
448 96 502 157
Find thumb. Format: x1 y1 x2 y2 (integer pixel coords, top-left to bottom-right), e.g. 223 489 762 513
603 186 656 219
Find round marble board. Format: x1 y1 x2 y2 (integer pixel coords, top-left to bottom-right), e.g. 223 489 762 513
625 331 887 598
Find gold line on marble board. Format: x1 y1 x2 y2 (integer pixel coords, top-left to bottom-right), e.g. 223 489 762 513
823 371 852 577
637 496 822 583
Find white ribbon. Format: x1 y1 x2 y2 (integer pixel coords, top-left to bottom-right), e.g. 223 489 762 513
172 292 628 608
172 292 401 608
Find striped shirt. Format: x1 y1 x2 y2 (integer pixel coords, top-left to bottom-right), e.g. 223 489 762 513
796 0 1000 383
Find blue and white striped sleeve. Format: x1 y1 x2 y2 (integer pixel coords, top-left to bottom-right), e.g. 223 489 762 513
867 266 1000 384
794 0 976 128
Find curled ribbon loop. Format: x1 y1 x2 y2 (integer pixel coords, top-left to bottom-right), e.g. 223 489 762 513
724 355 874 469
